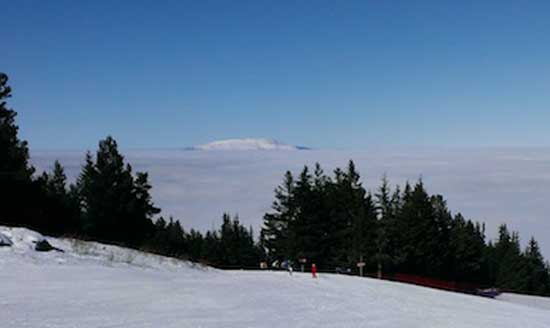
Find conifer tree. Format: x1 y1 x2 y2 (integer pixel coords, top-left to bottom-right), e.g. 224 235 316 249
492 225 528 291
374 177 399 274
36 160 81 235
0 73 34 183
523 237 550 294
261 171 296 260
76 136 159 245
0 73 38 226
449 214 485 281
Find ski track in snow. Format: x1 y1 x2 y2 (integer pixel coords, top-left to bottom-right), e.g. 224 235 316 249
2 226 550 328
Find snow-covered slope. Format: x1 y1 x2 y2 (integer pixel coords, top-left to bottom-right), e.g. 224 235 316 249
0 226 206 271
496 293 550 312
189 138 307 151
2 226 550 327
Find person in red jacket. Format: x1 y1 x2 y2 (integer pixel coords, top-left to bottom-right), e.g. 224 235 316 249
311 263 317 278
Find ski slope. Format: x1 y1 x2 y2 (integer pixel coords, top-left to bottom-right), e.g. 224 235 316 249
1 226 550 328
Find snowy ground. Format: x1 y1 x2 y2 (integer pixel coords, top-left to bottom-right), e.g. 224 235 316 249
496 292 550 312
2 226 550 328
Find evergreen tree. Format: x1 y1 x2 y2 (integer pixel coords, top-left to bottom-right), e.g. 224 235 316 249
374 176 395 274
344 161 376 270
523 237 550 294
449 214 485 282
293 166 316 263
39 160 68 198
309 163 333 268
187 229 205 261
202 230 221 264
166 218 186 256
0 73 34 183
36 160 80 235
492 225 528 291
218 213 258 267
398 180 438 274
0 73 38 227
430 194 453 277
76 136 159 245
261 171 296 261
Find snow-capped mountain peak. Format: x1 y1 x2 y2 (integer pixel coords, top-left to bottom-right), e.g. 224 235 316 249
189 138 308 151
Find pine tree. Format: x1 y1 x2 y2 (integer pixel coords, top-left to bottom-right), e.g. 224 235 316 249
493 225 528 291
76 136 158 245
325 167 350 267
35 160 81 235
345 161 376 270
218 213 258 267
39 161 67 198
524 237 550 294
187 229 205 261
0 73 38 227
449 214 485 282
374 176 395 275
310 163 333 269
0 73 34 183
166 218 186 257
293 166 316 263
202 230 221 264
430 194 453 277
261 171 296 261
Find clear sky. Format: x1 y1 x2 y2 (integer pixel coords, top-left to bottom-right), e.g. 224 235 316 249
5 1 550 150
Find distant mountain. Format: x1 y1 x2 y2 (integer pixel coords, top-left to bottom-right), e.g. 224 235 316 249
187 138 310 151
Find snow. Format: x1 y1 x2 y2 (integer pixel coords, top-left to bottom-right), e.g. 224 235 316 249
190 138 302 151
2 226 550 327
497 293 550 312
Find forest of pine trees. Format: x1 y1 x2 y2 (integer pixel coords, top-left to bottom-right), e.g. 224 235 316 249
2 71 550 295
261 162 550 295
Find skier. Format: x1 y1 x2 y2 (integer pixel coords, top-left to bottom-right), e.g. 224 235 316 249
311 263 317 278
281 259 288 270
287 260 293 276
281 260 293 275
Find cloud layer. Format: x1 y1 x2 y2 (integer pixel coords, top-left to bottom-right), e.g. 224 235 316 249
31 148 550 258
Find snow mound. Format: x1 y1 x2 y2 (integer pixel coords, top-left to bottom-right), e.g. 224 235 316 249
189 138 308 151
0 226 207 271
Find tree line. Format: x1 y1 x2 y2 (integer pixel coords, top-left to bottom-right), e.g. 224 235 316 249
261 162 550 295
2 72 550 295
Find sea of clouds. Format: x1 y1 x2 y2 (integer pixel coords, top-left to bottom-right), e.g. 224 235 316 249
31 148 550 257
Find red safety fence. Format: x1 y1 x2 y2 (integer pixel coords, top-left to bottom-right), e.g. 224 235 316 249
367 272 480 294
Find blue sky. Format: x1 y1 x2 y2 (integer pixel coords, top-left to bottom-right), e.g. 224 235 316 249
5 1 550 150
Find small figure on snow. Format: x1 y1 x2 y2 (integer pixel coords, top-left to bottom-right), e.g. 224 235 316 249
282 260 293 275
311 263 317 278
